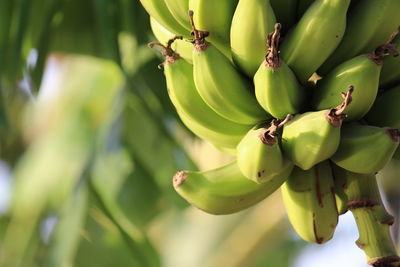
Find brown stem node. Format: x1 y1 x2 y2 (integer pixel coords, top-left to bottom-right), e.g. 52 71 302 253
368 255 400 267
148 36 182 66
368 27 400 64
265 23 282 69
326 86 354 127
188 10 209 51
386 129 400 142
259 114 293 145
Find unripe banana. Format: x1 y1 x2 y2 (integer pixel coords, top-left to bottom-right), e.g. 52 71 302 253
139 0 189 36
331 125 400 174
380 33 400 88
365 85 400 129
282 88 353 170
176 109 248 151
280 0 350 83
150 17 192 63
270 0 296 32
230 0 276 77
312 38 399 121
318 0 400 75
189 11 269 125
281 161 338 244
254 24 304 119
173 160 293 215
164 0 191 31
237 115 293 183
148 38 252 150
331 161 348 215
188 0 237 58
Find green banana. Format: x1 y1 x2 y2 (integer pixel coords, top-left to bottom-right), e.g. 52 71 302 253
150 17 192 63
139 0 189 36
331 161 348 215
342 168 398 265
318 0 400 75
173 160 293 215
148 38 252 150
188 0 238 58
281 88 353 170
230 0 276 77
380 33 400 89
280 0 350 83
164 0 191 31
312 37 399 121
270 0 296 32
331 125 400 174
176 109 249 151
365 85 400 129
189 11 269 125
237 115 293 183
254 24 304 119
281 161 338 244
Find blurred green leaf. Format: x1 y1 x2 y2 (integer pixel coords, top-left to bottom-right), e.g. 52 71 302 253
122 93 194 204
75 199 159 267
0 55 124 266
41 182 89 267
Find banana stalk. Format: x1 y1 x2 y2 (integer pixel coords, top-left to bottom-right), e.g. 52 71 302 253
343 169 399 266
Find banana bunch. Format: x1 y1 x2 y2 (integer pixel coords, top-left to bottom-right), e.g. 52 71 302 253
142 0 400 264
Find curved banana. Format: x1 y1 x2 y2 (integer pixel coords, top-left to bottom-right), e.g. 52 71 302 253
176 109 249 151
318 0 400 75
254 24 304 119
270 0 296 32
237 115 293 183
150 17 192 63
230 0 276 77
148 39 252 150
173 160 293 215
280 0 350 83
164 0 191 31
189 11 269 125
139 0 189 36
365 85 400 129
188 0 238 58
380 34 400 89
312 37 399 122
281 161 338 244
282 88 353 170
331 125 400 174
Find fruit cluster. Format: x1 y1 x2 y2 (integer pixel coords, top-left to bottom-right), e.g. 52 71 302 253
141 0 400 265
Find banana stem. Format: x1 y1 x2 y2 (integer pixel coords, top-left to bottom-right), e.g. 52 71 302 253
368 26 400 65
344 172 399 266
259 114 293 145
265 23 282 69
326 85 353 126
147 36 183 67
188 10 209 51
